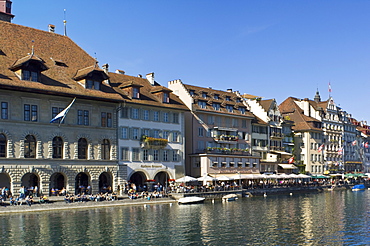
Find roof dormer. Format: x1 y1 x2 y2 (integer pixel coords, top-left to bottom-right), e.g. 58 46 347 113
120 81 143 99
73 63 109 90
9 52 48 82
150 86 172 103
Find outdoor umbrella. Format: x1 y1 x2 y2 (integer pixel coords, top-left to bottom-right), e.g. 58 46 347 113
197 175 218 182
217 175 234 181
175 176 198 182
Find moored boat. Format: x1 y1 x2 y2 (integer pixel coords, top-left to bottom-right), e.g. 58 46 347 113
178 196 205 205
222 194 238 201
352 184 365 191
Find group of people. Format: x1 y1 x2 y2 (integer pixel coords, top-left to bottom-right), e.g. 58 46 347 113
126 183 168 200
64 192 118 203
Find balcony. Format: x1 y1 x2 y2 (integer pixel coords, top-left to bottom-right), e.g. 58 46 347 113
214 135 239 143
140 136 168 149
204 147 251 156
270 132 283 138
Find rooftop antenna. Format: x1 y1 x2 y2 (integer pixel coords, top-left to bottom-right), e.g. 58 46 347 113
63 9 67 36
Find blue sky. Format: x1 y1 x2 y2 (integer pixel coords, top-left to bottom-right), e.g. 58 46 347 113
12 1 370 122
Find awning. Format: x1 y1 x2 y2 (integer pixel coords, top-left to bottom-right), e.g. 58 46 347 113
271 150 293 155
278 164 297 169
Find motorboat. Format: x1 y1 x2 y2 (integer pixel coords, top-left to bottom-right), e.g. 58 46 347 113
178 196 205 205
352 184 366 191
222 194 238 201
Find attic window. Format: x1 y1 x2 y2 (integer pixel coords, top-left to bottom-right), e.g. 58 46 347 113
22 70 39 82
226 96 231 101
202 92 207 99
214 94 219 100
133 87 140 99
86 80 100 90
163 92 169 103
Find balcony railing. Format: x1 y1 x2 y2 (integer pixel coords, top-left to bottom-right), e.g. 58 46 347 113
204 147 251 156
140 135 168 149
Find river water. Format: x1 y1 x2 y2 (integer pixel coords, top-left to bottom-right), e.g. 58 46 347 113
0 189 369 245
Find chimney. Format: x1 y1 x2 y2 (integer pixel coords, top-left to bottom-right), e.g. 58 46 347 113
227 88 232 92
115 69 125 75
48 24 55 33
146 72 155 85
138 74 142 78
102 63 109 74
0 0 14 22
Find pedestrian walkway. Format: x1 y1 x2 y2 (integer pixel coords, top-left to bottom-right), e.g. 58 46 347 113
0 196 176 214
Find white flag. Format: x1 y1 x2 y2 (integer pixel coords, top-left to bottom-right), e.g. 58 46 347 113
50 98 76 124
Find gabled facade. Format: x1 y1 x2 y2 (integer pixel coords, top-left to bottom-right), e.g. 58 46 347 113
110 73 188 190
0 16 123 196
168 80 259 178
245 97 295 174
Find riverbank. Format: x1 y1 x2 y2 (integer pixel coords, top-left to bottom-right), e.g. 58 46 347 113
0 196 177 215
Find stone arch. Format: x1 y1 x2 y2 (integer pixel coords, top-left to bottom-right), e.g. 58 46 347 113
153 170 171 188
0 172 11 196
0 130 13 158
75 172 91 194
98 171 113 193
128 170 149 192
49 172 67 195
21 172 40 196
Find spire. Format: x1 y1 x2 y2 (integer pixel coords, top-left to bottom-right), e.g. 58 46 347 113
314 89 321 103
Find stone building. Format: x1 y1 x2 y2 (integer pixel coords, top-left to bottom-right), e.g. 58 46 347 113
0 11 123 195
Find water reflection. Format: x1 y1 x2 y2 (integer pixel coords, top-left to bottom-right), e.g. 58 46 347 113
0 190 369 245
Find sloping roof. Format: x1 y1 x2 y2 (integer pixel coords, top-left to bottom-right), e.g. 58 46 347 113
0 21 122 102
108 72 188 110
259 99 274 112
182 83 254 118
279 97 322 132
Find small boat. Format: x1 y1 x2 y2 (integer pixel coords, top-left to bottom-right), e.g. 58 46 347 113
222 194 238 201
178 196 205 205
352 184 366 191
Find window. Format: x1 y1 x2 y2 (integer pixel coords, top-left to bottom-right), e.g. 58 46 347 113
153 130 160 138
226 105 233 112
163 131 169 140
226 96 231 101
24 135 36 158
163 112 169 122
202 92 207 99
173 113 179 123
153 111 159 121
131 108 139 119
198 127 204 137
86 80 100 90
214 94 219 100
77 110 89 126
132 148 140 161
121 147 129 161
78 138 88 159
198 101 206 109
163 92 169 103
239 107 246 114
0 134 6 157
208 115 214 125
153 149 159 161
101 139 110 160
22 70 39 82
52 137 63 159
24 104 37 122
132 128 139 140
172 132 179 142
142 129 150 137
133 87 140 98
143 149 149 161
212 103 220 111
173 150 179 162
121 127 128 139
143 110 149 120
189 90 195 96
120 107 128 118
52 107 64 124
163 150 168 161
1 102 8 119
101 112 112 127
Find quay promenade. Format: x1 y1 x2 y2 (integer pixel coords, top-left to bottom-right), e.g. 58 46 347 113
1 181 368 215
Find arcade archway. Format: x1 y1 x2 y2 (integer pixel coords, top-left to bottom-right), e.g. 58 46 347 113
75 172 90 194
99 172 112 193
50 172 66 195
21 173 39 196
129 171 147 191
